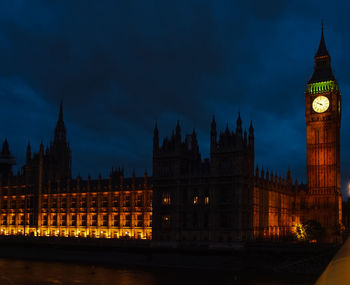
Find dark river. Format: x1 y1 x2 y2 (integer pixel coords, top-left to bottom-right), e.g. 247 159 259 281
0 258 316 285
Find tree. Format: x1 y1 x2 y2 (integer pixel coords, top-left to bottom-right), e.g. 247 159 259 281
303 220 325 241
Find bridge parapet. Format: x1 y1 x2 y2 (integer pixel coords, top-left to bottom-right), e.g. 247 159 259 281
316 238 350 284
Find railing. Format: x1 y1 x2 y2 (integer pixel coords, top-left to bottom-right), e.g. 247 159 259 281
315 238 350 284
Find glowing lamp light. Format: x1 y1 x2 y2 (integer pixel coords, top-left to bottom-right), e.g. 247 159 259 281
348 182 350 198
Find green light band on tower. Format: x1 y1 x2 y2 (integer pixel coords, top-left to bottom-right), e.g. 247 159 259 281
308 80 338 94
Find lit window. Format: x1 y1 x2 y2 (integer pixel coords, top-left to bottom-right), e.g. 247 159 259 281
204 196 209 205
193 196 199 205
125 214 131 227
71 214 77 226
162 215 171 227
61 215 67 226
81 214 87 226
102 215 108 226
113 215 120 227
52 214 57 226
91 215 97 226
137 215 143 227
162 193 171 205
42 215 48 226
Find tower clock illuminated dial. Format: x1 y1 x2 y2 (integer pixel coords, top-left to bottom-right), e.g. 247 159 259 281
312 96 329 113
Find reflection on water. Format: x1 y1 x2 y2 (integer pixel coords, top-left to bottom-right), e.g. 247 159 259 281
0 258 315 285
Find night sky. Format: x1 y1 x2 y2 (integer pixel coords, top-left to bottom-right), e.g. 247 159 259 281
1 1 350 198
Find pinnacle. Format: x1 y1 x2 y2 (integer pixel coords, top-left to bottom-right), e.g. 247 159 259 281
315 21 329 58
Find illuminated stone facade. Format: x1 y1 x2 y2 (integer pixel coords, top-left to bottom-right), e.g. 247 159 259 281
304 27 342 242
0 104 152 239
0 175 152 239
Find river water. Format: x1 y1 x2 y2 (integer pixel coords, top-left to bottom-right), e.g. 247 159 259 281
0 258 316 285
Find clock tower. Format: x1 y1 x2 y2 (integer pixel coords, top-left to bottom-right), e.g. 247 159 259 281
305 26 342 242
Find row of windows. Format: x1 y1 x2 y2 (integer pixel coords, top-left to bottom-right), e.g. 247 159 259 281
1 215 34 225
1 198 33 209
1 214 152 227
161 193 209 206
161 213 241 229
0 196 152 209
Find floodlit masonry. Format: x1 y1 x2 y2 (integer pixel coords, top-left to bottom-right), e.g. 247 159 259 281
0 173 152 239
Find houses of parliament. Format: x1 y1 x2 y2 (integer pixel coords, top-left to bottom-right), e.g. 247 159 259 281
0 29 343 243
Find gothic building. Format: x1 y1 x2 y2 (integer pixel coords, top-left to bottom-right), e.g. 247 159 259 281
0 28 343 243
152 116 256 242
152 116 300 242
151 27 343 243
304 26 342 241
0 106 152 239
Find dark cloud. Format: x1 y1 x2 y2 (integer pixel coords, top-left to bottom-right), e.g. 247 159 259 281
0 1 349 197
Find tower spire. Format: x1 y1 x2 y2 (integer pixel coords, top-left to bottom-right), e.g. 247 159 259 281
175 120 181 141
210 115 217 155
153 121 159 155
308 23 335 84
236 112 242 138
26 141 31 163
54 101 67 143
1 139 9 156
315 21 329 58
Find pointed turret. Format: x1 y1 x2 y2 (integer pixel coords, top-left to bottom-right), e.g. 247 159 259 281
26 141 31 163
266 169 269 182
191 129 199 155
269 170 273 183
50 102 72 181
211 115 216 131
308 23 335 84
225 122 230 135
236 112 242 139
287 168 292 185
294 179 298 191
39 140 44 156
2 139 10 156
0 139 15 183
192 128 197 143
249 121 254 145
210 115 217 154
54 101 67 143
175 120 181 140
153 122 159 155
315 22 329 58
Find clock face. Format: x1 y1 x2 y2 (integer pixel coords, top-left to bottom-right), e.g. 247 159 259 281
312 96 330 113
